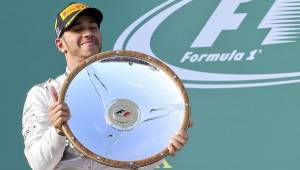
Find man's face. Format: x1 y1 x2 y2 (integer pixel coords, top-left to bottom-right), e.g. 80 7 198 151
59 15 102 61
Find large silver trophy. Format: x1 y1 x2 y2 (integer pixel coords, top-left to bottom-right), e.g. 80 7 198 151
60 50 190 169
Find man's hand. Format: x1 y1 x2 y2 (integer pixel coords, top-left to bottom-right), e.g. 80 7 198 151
48 86 71 135
168 121 193 155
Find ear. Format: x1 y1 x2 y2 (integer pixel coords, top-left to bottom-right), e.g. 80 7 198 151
55 38 66 54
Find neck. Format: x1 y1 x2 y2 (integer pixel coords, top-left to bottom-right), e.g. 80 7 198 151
65 55 86 71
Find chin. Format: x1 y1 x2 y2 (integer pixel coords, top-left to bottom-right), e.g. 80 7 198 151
83 50 100 58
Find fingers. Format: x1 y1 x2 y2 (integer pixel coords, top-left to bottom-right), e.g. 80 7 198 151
50 86 58 102
168 130 189 156
50 103 69 116
177 129 188 139
52 114 70 136
168 143 176 156
48 86 70 135
49 109 70 122
49 108 70 126
174 132 188 144
169 138 183 155
48 101 69 121
53 115 70 129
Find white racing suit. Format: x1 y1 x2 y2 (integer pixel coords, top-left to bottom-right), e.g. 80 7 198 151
22 72 162 170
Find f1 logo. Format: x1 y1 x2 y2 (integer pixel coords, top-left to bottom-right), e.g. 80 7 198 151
191 0 251 48
191 0 300 47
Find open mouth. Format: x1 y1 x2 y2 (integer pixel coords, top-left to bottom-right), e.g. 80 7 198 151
81 41 98 46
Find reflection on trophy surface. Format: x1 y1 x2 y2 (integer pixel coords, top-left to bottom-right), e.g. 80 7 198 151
60 50 190 168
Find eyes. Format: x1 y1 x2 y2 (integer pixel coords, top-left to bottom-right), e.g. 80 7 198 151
69 23 99 33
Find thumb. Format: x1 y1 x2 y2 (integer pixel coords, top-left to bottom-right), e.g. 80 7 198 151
50 86 58 102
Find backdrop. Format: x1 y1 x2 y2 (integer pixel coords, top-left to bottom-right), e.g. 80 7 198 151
2 0 300 169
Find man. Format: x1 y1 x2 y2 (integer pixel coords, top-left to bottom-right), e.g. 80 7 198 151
22 2 190 170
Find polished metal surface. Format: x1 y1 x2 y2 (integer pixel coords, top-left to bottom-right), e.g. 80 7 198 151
63 53 188 165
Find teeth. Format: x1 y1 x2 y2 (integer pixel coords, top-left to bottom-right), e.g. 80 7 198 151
82 42 96 45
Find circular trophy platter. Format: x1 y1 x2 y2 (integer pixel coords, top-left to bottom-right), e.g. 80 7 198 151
60 50 190 168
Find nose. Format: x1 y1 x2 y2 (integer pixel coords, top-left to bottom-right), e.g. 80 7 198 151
82 29 93 38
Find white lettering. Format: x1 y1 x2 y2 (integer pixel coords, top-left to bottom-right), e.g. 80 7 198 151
180 49 260 63
219 53 230 61
180 51 193 63
228 50 237 61
206 54 220 62
198 54 208 62
190 54 199 62
246 49 260 60
234 52 245 61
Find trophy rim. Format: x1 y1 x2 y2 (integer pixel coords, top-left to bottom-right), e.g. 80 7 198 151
59 50 190 168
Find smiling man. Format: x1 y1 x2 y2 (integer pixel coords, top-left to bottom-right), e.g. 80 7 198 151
22 2 189 170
